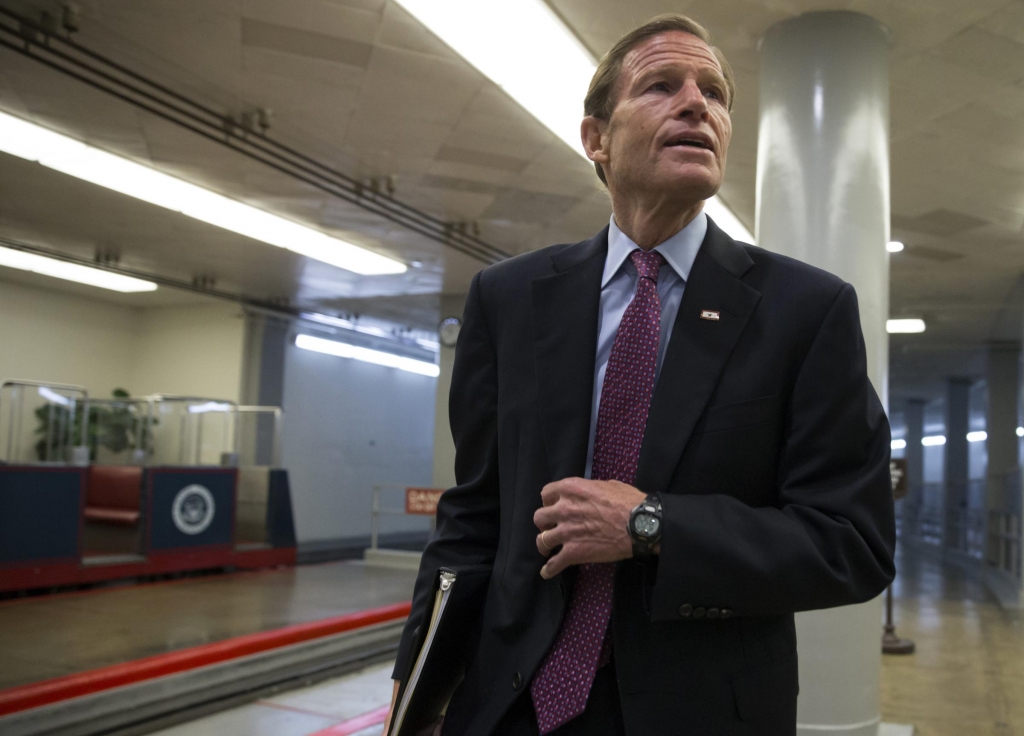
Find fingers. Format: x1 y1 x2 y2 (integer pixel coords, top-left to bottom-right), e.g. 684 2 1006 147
541 545 573 579
536 526 566 557
540 476 585 506
539 480 562 506
534 503 558 531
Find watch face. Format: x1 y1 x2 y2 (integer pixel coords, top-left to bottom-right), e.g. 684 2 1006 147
633 513 660 538
438 316 462 347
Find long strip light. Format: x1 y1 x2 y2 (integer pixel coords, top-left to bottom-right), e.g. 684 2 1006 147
0 243 157 292
887 319 926 334
895 432 989 449
301 311 441 352
394 0 756 244
295 334 440 377
0 111 406 276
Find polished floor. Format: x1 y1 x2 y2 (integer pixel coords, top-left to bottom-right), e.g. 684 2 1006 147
149 660 396 736
880 546 1024 736
3 547 1022 736
0 560 418 690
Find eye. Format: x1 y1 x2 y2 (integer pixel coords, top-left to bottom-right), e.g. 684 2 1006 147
703 87 722 101
647 81 670 93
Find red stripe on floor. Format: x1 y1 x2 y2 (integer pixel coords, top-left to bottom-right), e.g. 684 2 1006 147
0 601 410 717
310 704 391 735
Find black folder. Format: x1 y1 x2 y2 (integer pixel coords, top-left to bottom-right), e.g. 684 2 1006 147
388 564 491 736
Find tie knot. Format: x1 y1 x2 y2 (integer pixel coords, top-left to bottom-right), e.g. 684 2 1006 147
630 249 664 281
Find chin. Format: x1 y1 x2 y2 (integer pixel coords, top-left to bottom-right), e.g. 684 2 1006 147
662 172 720 203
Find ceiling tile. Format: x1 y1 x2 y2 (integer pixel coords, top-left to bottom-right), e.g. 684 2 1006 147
935 27 1024 85
241 18 374 67
434 145 531 173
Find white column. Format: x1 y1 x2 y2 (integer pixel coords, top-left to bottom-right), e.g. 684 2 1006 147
432 294 467 490
944 378 971 554
984 343 1023 606
757 12 890 736
904 399 925 534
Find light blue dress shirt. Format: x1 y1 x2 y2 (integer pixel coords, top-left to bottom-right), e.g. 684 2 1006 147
583 212 708 480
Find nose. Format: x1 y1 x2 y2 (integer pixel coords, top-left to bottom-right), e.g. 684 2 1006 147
674 79 709 120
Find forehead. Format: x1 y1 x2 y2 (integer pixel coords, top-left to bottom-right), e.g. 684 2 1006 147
620 31 723 82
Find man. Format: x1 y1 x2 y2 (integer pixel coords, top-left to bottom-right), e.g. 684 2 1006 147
386 14 895 736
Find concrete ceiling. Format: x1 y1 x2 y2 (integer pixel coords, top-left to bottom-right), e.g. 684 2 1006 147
1 0 1022 399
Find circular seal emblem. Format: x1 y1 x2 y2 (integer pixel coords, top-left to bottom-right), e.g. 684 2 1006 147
171 484 215 535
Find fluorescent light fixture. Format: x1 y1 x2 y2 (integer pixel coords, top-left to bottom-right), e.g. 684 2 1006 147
0 111 406 276
890 438 906 450
887 318 926 334
887 241 904 253
967 431 987 443
394 0 755 244
296 334 440 377
38 386 72 406
0 243 157 292
188 401 233 414
921 435 946 447
300 311 440 354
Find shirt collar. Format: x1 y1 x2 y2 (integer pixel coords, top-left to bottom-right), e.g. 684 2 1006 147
603 211 707 288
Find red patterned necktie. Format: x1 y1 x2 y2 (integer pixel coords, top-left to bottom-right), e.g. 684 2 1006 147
530 249 665 734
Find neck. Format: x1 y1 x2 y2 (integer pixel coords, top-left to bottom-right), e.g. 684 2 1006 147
609 188 704 251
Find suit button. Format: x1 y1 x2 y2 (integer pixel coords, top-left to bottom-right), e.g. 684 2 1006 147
692 606 706 619
707 608 720 619
512 672 522 690
678 603 693 618
721 609 734 619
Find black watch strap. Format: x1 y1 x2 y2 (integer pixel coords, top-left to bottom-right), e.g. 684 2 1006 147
629 493 663 558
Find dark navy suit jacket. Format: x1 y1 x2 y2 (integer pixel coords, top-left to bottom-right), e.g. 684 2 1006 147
393 217 896 735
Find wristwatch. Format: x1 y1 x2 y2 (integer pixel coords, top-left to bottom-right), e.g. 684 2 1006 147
628 493 662 558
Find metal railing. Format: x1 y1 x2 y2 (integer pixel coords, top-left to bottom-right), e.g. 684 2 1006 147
986 468 1022 581
897 480 987 559
987 511 1021 580
369 485 436 551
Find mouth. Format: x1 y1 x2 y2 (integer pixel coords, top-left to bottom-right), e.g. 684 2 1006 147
664 135 714 152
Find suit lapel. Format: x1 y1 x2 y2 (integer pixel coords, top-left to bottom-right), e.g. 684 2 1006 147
531 229 607 480
634 218 762 495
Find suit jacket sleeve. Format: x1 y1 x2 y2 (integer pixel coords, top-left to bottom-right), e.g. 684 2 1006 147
650 282 896 620
391 270 501 677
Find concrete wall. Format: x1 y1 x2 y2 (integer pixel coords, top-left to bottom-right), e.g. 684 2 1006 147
0 277 440 546
280 327 436 544
0 278 138 396
131 303 246 401
0 278 245 401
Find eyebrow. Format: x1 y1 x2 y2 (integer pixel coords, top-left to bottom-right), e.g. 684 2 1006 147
633 62 728 96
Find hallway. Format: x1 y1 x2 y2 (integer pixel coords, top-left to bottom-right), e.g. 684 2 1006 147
881 546 1024 735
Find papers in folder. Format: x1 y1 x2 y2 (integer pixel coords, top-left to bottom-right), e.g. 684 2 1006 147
388 565 490 736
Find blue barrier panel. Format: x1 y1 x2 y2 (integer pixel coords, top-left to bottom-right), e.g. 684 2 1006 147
146 468 236 551
0 467 83 564
267 469 296 548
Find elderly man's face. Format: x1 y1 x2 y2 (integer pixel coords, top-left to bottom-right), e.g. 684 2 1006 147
596 31 732 202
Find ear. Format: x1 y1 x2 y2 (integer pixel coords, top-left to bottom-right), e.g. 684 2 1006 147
581 115 610 171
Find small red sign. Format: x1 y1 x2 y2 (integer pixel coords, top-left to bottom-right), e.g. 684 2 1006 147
405 487 444 515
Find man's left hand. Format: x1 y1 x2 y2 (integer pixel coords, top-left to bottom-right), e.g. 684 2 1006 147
533 477 648 579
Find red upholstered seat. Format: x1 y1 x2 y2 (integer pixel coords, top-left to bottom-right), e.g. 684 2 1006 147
86 466 143 526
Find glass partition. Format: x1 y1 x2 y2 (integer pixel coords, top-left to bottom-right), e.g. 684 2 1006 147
79 396 154 466
234 406 282 468
147 395 238 467
0 380 88 464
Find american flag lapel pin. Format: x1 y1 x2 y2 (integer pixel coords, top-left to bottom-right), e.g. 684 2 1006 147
700 309 721 321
